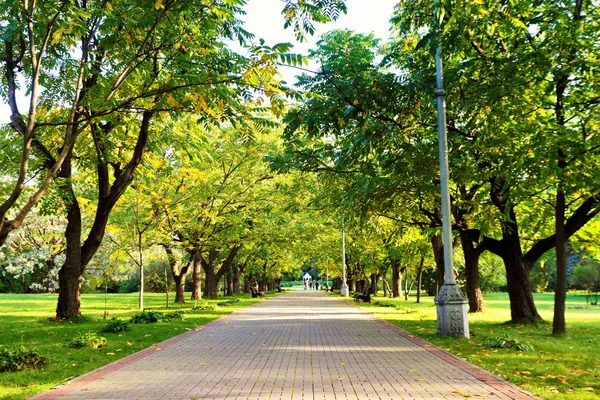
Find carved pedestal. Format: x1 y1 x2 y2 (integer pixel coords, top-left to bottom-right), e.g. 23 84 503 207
435 284 469 338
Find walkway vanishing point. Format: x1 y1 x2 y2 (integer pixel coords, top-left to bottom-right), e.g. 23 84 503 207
32 291 539 400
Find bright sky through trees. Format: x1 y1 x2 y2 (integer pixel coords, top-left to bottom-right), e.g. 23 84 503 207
0 0 397 124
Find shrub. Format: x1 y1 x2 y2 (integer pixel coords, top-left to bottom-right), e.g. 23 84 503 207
373 300 396 307
483 335 534 352
192 302 216 311
0 346 48 372
129 310 185 324
395 305 418 314
217 299 240 307
98 318 129 333
66 332 107 349
165 310 185 320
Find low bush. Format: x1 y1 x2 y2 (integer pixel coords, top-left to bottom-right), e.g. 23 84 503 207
373 300 396 307
395 305 418 314
98 317 129 333
0 346 48 372
483 334 534 352
192 302 216 311
130 310 185 324
216 298 240 306
66 332 107 349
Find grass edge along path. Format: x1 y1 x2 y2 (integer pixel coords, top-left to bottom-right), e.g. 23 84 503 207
0 291 275 400
353 291 600 400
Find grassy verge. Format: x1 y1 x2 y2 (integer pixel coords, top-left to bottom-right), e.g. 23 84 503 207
0 291 274 400
356 291 600 400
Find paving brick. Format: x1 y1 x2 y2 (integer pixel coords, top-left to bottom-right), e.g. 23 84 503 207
30 291 540 400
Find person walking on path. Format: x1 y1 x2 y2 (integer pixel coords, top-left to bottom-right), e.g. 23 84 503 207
32 291 540 400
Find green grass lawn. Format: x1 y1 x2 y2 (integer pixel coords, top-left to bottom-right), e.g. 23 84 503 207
0 291 266 400
356 291 600 400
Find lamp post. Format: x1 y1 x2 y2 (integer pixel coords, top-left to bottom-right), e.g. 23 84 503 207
433 0 469 338
340 223 349 297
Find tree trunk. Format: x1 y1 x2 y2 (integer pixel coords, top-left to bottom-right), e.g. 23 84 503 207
56 156 83 319
431 233 445 291
416 261 424 304
232 263 241 294
243 277 251 293
370 273 378 295
164 247 193 303
204 268 219 298
459 229 484 312
503 249 541 323
553 188 567 334
55 113 153 319
191 258 202 300
56 259 82 319
173 273 187 303
391 258 401 298
225 268 233 296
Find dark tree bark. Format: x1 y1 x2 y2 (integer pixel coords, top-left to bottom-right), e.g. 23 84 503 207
390 257 401 298
415 256 425 303
164 246 193 303
200 245 240 298
232 263 241 294
458 228 484 312
370 273 378 295
191 257 202 300
553 189 567 334
431 233 445 291
225 266 233 296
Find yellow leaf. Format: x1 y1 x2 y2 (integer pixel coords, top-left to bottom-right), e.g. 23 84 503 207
155 0 164 9
166 94 181 108
106 2 113 11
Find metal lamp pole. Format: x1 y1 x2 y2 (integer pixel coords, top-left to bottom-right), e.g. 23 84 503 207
340 222 349 297
433 0 469 338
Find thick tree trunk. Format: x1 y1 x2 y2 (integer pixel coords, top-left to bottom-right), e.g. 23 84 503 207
191 259 202 300
56 156 83 319
391 258 401 298
370 273 378 295
173 273 187 303
56 260 82 319
225 269 233 296
502 240 541 323
204 270 219 298
431 233 445 291
459 229 484 312
243 276 251 293
553 189 567 334
232 263 241 293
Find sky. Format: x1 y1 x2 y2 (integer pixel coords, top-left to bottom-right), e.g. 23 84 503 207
241 0 398 83
0 0 398 124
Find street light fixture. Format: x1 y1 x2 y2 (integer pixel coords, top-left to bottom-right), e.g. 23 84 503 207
433 0 469 338
340 222 349 297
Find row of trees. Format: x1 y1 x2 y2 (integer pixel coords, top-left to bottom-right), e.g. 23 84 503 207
1 0 599 338
0 0 349 318
275 0 600 336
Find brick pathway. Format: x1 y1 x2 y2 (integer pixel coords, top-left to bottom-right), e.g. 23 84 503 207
31 291 539 400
